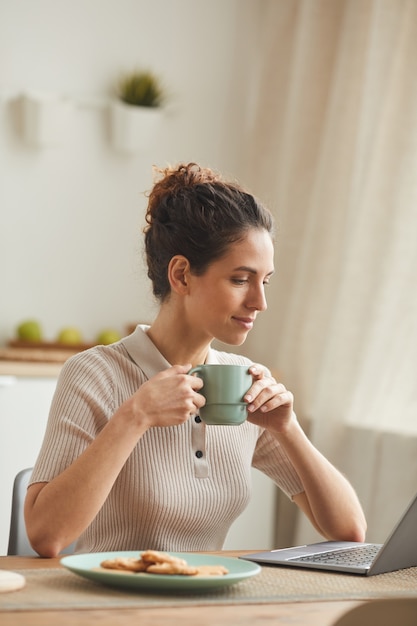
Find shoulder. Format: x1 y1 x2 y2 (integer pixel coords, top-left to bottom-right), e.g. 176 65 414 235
58 339 144 389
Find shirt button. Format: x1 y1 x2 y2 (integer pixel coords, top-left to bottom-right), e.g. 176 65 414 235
195 415 201 423
195 450 203 459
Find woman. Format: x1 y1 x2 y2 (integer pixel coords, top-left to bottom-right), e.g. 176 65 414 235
25 163 366 557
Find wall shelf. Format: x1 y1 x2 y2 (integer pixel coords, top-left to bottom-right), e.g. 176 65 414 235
1 91 163 153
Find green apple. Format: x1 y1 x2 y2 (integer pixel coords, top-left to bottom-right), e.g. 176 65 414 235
57 327 83 345
96 328 121 345
17 319 43 342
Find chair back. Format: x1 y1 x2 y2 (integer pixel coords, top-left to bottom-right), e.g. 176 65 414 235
332 598 417 626
7 468 75 556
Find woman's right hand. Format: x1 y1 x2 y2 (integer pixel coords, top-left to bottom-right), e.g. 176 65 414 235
121 364 206 429
25 364 206 557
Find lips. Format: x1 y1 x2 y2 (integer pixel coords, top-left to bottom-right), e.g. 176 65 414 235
232 316 255 330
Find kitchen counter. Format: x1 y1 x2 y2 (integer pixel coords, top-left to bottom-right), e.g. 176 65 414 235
0 342 82 378
0 360 63 378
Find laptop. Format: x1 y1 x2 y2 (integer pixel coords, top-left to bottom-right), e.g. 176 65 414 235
242 492 417 576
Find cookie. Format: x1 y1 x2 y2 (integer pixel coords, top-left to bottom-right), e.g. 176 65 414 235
100 557 147 572
194 564 229 576
146 561 198 575
140 550 187 566
99 551 229 577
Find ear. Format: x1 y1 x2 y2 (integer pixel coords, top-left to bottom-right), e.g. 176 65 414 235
168 255 191 295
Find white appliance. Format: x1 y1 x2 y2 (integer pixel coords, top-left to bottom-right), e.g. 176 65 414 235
0 375 58 555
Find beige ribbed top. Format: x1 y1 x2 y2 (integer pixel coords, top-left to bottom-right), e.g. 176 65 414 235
31 325 303 553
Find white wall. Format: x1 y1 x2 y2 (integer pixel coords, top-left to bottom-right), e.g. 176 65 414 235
0 0 279 554
0 0 258 344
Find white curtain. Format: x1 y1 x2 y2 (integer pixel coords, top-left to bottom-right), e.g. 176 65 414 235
242 0 417 543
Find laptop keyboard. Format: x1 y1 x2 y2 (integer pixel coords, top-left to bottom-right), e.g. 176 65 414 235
288 544 381 567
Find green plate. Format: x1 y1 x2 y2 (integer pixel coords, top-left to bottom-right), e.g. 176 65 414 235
61 551 261 593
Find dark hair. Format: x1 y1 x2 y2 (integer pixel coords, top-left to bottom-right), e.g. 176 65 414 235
144 162 274 301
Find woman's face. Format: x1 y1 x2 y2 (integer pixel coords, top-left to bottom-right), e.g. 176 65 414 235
185 228 274 346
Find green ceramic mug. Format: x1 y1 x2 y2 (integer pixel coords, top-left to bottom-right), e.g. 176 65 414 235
188 364 252 425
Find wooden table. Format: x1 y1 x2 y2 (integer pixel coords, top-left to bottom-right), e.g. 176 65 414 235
0 552 365 626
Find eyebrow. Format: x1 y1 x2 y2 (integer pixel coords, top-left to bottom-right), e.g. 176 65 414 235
233 266 275 277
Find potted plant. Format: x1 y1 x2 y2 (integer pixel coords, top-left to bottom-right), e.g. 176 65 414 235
110 69 166 154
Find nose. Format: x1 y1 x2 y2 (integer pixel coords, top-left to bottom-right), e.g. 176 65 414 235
247 283 268 312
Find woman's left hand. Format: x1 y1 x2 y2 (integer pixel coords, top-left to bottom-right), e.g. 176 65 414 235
244 365 367 543
245 365 295 433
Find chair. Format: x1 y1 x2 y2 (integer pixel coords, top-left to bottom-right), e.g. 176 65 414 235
332 598 417 626
7 468 75 556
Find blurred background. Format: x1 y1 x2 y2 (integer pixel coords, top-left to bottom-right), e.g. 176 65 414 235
1 0 416 553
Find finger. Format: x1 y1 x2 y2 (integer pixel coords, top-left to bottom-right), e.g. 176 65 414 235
258 390 294 413
246 382 290 412
187 374 204 391
156 364 192 380
171 364 193 375
187 393 206 418
244 376 279 403
248 364 268 380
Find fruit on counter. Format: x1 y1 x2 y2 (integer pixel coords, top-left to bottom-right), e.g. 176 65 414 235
16 319 43 342
57 326 83 345
96 328 121 345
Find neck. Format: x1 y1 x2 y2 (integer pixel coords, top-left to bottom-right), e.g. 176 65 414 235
147 306 210 367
